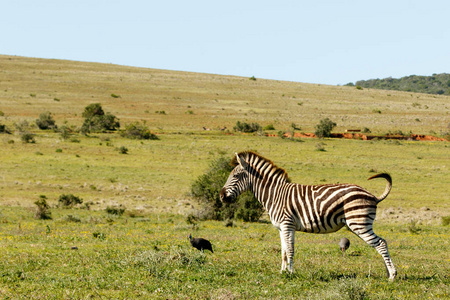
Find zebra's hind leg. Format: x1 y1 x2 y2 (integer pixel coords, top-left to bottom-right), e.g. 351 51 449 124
348 225 397 281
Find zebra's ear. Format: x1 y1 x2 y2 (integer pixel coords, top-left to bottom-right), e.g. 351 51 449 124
235 153 248 168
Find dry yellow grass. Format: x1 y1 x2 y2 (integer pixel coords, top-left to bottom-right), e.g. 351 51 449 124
1 54 448 134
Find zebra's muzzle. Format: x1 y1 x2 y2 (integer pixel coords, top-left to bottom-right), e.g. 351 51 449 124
219 188 234 203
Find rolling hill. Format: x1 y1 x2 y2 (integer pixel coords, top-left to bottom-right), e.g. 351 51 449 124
1 55 449 136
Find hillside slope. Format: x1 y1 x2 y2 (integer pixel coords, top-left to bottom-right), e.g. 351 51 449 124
1 55 449 135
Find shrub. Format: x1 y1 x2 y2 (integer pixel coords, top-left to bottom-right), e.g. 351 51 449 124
190 156 264 221
106 205 126 216
315 142 326 152
314 118 336 138
118 146 128 154
34 195 52 220
0 123 10 134
58 125 72 140
81 103 120 134
58 194 83 208
36 111 57 130
234 192 264 222
233 121 262 133
263 124 275 131
120 122 158 140
65 215 81 223
21 132 35 143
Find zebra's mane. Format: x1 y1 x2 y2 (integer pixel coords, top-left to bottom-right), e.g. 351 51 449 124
232 151 291 182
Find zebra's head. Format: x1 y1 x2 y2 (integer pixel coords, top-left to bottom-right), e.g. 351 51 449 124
220 153 251 203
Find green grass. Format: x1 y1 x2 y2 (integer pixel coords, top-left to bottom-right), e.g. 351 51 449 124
0 208 448 299
1 132 448 218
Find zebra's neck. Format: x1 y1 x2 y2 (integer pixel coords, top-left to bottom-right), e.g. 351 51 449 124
245 156 290 211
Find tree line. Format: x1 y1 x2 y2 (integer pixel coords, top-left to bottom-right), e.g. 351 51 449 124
345 73 450 95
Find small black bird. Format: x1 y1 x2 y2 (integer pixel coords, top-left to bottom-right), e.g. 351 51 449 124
339 237 350 255
188 234 213 253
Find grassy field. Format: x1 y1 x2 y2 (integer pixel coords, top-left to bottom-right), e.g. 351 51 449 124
0 55 449 299
0 208 448 299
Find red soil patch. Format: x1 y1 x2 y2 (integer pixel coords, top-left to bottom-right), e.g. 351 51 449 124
278 132 447 141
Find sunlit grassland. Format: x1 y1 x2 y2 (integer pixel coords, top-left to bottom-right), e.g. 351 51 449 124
1 132 448 218
0 208 448 299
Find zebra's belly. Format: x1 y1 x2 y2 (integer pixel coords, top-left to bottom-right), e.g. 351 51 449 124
295 218 346 234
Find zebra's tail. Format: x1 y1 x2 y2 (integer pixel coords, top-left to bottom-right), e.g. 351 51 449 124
368 173 392 203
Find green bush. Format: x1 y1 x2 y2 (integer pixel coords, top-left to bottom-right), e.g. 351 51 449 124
190 156 264 221
233 121 262 133
0 123 10 134
58 125 73 140
263 124 275 130
21 132 35 143
314 118 336 138
58 194 83 208
106 205 126 216
120 122 158 140
36 111 57 130
34 195 52 220
441 216 450 226
118 146 128 154
81 103 120 134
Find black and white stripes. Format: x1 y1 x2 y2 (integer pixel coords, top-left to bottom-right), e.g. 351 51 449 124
220 151 397 280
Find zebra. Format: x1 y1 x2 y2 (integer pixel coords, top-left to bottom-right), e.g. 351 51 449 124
220 151 397 281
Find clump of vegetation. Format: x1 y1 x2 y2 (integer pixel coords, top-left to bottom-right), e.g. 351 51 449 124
81 103 120 134
314 118 336 138
120 122 158 140
408 219 421 234
315 142 326 152
263 124 275 131
21 132 36 143
346 73 450 95
233 121 262 133
35 111 57 130
14 120 36 143
34 195 52 220
106 205 126 216
58 194 83 208
57 125 73 140
110 93 121 98
117 146 128 154
93 232 106 240
65 215 81 223
190 156 264 221
441 216 450 226
249 76 257 81
0 123 11 134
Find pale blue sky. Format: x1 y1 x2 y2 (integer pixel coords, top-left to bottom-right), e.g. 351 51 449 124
2 0 449 85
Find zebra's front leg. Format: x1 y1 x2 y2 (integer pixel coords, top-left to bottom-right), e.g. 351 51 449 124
279 226 295 273
279 229 287 272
